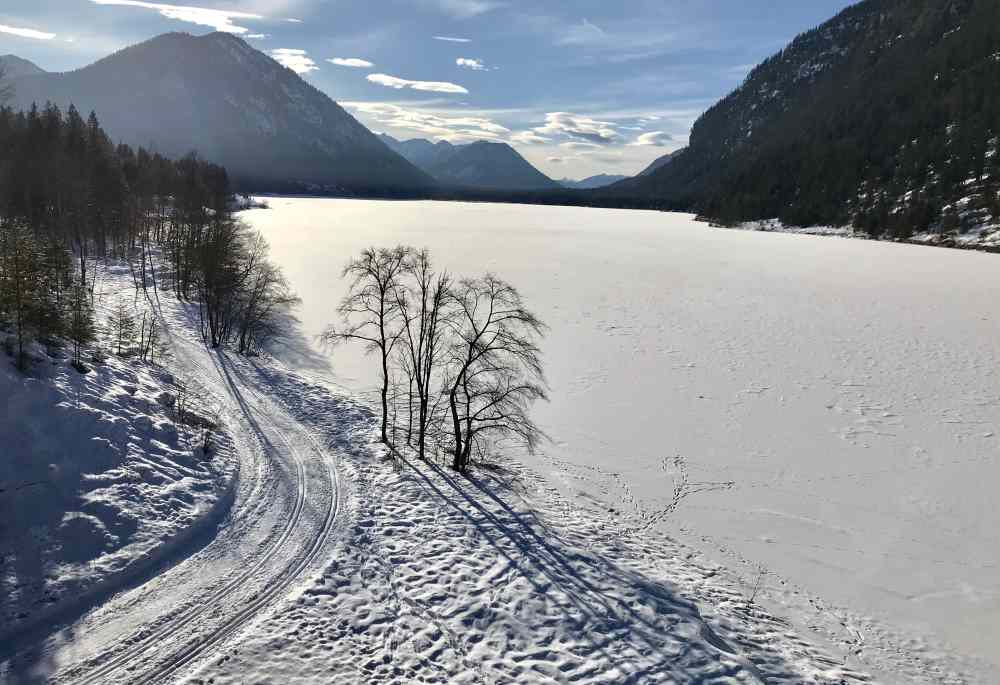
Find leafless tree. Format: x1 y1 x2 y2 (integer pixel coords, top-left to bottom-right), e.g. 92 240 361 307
394 249 451 460
444 275 548 472
323 246 409 444
234 232 299 354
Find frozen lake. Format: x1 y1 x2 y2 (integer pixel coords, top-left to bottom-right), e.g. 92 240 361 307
244 198 1000 678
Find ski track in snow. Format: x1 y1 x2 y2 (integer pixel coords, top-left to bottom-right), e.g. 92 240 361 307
0 264 362 684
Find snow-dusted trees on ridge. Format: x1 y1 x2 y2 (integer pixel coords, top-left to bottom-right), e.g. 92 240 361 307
0 64 12 105
327 246 548 472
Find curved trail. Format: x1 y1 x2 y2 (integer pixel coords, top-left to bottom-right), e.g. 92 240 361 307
1 291 348 685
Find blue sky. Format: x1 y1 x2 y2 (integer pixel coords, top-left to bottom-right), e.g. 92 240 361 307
1 0 855 179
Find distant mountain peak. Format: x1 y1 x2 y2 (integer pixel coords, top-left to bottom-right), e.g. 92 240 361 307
560 173 629 190
10 32 432 195
0 55 46 79
381 135 558 191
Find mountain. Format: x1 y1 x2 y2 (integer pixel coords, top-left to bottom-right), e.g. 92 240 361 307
1 55 45 79
379 134 457 169
614 0 1000 238
381 135 559 191
636 150 682 177
8 32 433 195
559 174 628 190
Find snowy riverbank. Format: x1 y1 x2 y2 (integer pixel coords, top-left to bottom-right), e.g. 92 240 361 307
723 217 1000 251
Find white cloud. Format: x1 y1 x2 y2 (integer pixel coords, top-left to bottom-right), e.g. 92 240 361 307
246 33 267 39
367 73 468 94
286 18 302 23
456 57 485 71
271 48 318 74
510 131 550 145
90 0 262 34
0 23 56 40
329 57 374 68
534 112 620 145
433 35 471 43
630 131 672 147
343 101 507 142
425 0 501 19
560 141 602 152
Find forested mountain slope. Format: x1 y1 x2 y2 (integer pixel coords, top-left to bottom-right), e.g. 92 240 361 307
10 33 433 196
612 0 1000 238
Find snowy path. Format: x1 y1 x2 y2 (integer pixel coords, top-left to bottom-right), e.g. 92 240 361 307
0 290 357 684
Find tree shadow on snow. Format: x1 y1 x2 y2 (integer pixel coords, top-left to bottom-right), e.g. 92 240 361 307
394 453 779 683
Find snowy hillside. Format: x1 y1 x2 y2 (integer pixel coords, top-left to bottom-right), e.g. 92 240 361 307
0 266 238 646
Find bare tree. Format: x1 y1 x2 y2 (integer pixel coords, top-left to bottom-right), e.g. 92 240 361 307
394 249 451 460
444 275 548 472
323 246 409 444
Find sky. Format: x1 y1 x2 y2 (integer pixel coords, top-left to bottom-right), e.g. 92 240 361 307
1 0 856 179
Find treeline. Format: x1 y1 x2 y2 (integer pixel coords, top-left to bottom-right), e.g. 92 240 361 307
0 98 295 368
326 247 547 473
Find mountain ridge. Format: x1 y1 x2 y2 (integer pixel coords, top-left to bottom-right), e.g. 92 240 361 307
381 134 559 191
612 0 1000 237
8 32 433 196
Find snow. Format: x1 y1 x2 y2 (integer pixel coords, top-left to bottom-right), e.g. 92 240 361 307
185 372 867 684
5 198 999 683
237 198 1000 684
0 267 238 648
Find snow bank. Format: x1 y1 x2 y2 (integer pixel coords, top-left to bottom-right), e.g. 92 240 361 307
727 216 1000 251
0 268 238 643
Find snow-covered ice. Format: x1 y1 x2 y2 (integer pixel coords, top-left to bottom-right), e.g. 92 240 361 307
239 197 1000 683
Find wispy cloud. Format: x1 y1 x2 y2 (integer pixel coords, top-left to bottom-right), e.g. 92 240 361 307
329 57 374 68
367 73 468 94
424 0 502 19
560 141 602 152
344 101 507 142
557 18 605 46
535 112 620 145
455 57 485 71
510 131 550 145
0 23 56 40
630 131 672 146
271 48 318 74
90 0 262 34
246 33 268 39
433 35 471 43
